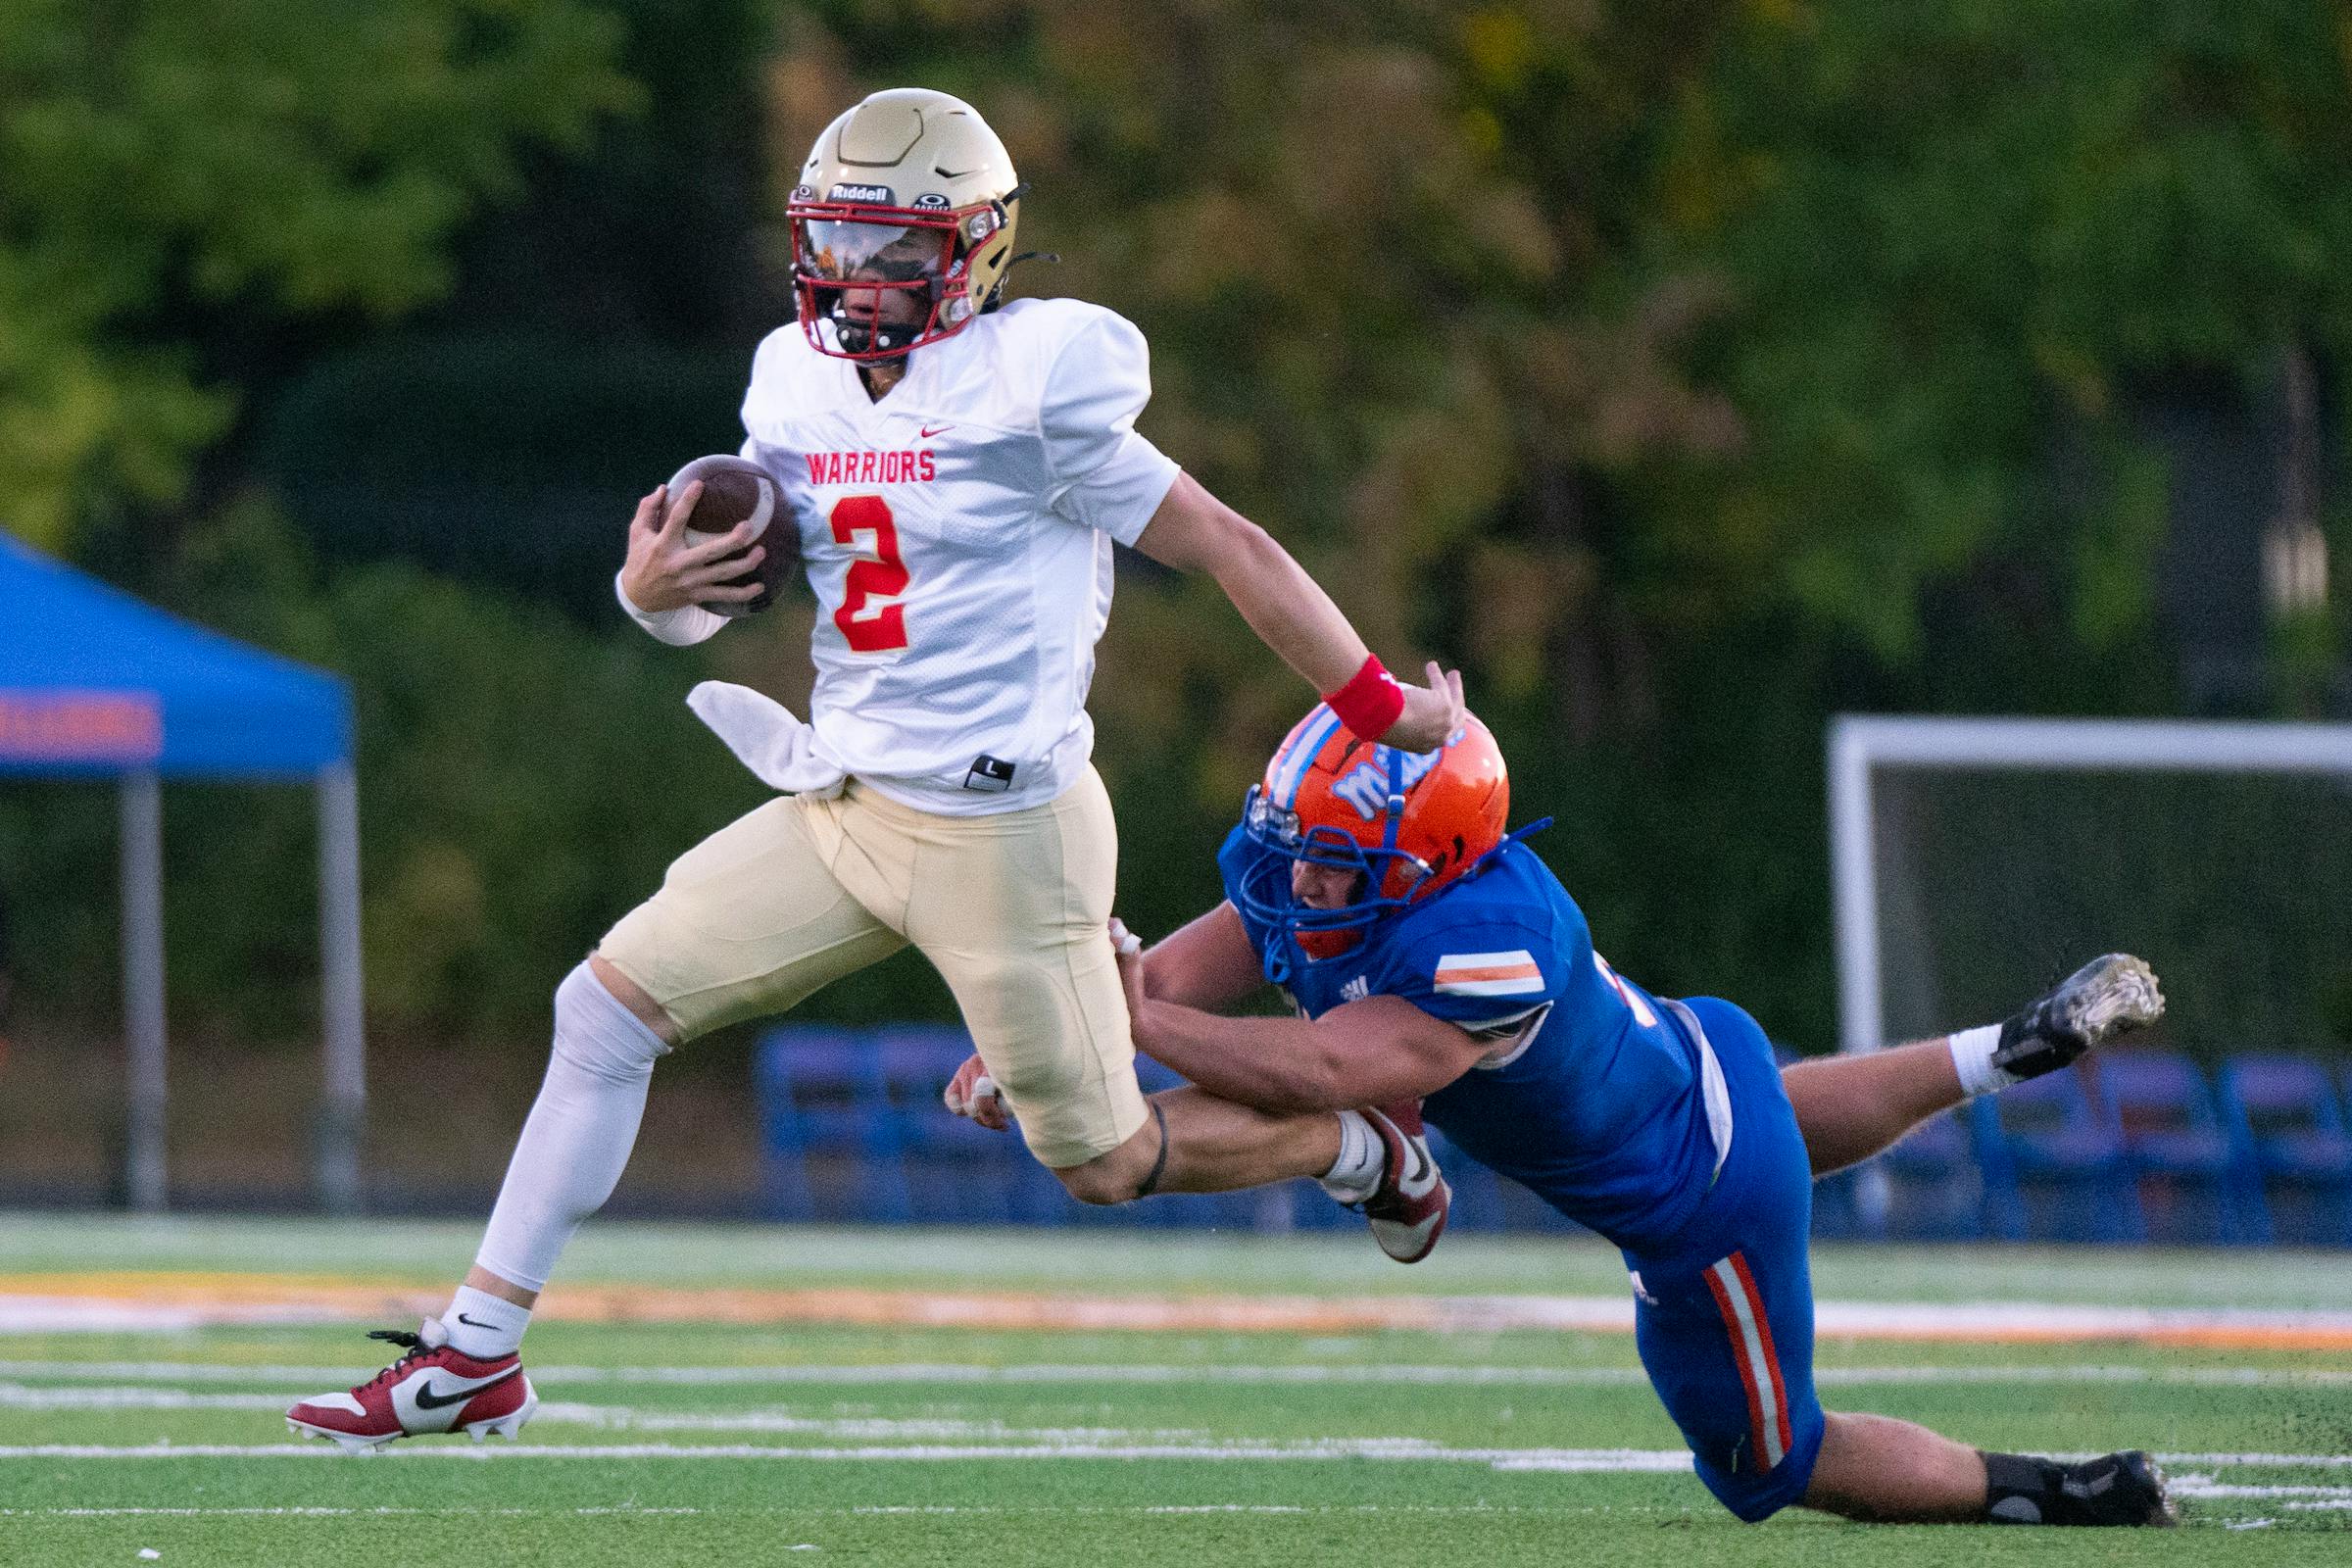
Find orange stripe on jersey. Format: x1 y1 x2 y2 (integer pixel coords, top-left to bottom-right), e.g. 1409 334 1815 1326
1435 962 1543 984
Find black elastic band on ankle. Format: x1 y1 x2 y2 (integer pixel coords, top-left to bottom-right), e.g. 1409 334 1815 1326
1136 1102 1172 1198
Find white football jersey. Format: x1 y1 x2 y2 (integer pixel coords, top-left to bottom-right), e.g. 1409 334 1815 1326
631 298 1181 815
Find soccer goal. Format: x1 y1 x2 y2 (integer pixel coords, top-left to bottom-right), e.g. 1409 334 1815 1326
1828 714 2352 1060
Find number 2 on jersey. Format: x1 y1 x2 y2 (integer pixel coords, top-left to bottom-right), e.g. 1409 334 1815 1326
829 495 909 653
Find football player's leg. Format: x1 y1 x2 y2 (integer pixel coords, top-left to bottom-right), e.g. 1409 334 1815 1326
1072 1087 1343 1201
1629 998 1828 1522
1781 1039 1975 1177
1659 1000 2175 1527
904 768 1356 1204
466 796 902 1331
291 798 904 1446
1801 1412 1986 1521
1629 1230 1828 1523
1782 955 2164 1175
1804 1414 2177 1525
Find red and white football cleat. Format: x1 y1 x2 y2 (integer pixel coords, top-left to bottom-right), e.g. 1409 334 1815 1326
286 1317 537 1452
1362 1101 1450 1263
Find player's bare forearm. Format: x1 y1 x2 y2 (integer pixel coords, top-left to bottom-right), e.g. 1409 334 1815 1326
1132 475 1466 750
1132 993 1486 1115
1134 473 1366 691
1139 904 1267 1012
1133 1003 1349 1113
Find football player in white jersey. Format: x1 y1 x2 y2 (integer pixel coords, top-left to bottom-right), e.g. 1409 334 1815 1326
288 87 1466 1448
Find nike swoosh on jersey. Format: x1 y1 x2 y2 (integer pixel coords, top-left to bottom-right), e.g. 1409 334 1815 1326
413 1369 518 1410
920 422 954 438
1433 950 1544 998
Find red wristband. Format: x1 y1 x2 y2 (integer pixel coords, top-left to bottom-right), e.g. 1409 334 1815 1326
1324 654 1406 743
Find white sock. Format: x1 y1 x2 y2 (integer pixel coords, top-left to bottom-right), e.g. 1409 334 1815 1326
1947 1023 2009 1098
443 1285 532 1359
471 962 668 1310
1317 1110 1383 1202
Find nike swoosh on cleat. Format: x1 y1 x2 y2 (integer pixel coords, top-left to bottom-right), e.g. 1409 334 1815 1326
413 1369 518 1410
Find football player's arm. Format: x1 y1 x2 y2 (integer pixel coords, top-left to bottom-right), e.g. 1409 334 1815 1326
615 480 764 645
1128 989 1490 1114
1130 474 1464 754
944 904 1264 1132
1139 903 1267 1012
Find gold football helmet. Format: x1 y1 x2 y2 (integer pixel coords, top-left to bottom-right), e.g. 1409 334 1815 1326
788 89 1022 361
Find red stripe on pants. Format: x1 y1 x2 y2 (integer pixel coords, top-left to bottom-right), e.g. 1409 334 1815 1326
1729 1250 1793 1460
1704 1257 1774 1472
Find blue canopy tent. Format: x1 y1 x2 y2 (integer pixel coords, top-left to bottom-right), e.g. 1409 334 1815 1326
0 534 365 1211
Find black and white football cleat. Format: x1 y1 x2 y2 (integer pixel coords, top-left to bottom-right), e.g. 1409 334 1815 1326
1984 1449 2179 1527
1990 955 2164 1083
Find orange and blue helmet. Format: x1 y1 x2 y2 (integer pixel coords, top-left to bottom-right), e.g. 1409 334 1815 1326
1235 705 1510 953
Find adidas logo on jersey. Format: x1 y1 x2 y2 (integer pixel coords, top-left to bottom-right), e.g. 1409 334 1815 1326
806 449 940 486
1342 975 1369 1004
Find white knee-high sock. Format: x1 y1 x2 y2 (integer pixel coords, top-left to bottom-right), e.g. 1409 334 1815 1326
460 962 667 1350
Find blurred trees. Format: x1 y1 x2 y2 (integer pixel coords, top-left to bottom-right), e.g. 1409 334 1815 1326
1670 0 2352 658
0 0 632 552
5 1 2350 1053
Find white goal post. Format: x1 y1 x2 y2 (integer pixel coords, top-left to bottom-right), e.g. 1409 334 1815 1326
1828 714 2352 1055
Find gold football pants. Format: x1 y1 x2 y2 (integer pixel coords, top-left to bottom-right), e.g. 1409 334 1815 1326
598 766 1146 1167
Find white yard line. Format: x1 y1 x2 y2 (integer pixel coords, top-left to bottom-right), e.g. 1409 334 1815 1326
0 1503 1623 1519
0 1384 1210 1440
0 1440 1705 1466
0 1506 706 1517
0 1299 348 1334
2160 1452 2352 1470
6 1495 2341 1519
4 1358 2348 1390
12 1291 2352 1343
1 1441 2346 1474
0 1382 291 1410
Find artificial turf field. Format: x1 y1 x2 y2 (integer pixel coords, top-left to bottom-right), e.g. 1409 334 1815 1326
2 1215 2348 1566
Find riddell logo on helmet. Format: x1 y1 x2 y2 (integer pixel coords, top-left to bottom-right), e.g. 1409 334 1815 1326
828 182 895 204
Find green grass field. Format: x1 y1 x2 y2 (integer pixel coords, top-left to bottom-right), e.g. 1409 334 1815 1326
2 1215 2348 1566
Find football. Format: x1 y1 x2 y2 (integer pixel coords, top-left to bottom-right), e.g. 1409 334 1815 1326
665 453 796 616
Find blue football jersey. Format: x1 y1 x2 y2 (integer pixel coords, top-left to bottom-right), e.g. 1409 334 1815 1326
1217 827 1727 1250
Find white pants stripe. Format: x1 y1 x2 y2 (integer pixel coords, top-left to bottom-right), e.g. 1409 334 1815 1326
1706 1252 1791 1471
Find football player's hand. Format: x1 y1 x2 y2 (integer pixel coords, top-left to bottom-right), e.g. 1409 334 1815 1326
1384 661 1467 754
619 481 766 613
943 1054 1010 1132
1109 917 1154 1039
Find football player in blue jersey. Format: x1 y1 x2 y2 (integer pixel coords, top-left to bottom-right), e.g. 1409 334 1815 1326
949 707 2177 1528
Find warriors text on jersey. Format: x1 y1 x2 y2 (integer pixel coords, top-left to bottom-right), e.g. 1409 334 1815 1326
1217 830 1736 1250
635 298 1180 815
